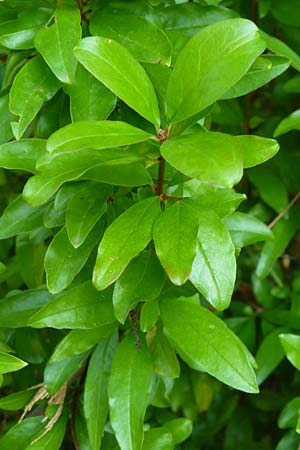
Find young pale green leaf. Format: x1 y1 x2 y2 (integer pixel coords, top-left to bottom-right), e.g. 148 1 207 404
142 428 173 450
166 18 265 123
279 334 300 370
0 417 44 450
0 139 46 173
256 211 299 279
234 135 279 168
90 12 172 64
113 251 165 323
74 36 160 126
0 289 52 328
189 210 236 311
50 324 116 362
278 397 300 429
108 333 153 450
28 281 116 329
147 322 180 378
0 195 47 239
23 411 68 450
223 212 273 247
223 55 290 99
93 197 161 291
0 352 27 374
274 109 300 137
153 201 200 285
84 333 118 450
160 297 258 393
66 183 111 248
45 222 103 294
46 120 151 154
0 389 36 411
140 300 160 333
161 131 243 188
9 56 61 140
64 65 117 122
255 329 286 384
45 355 87 395
164 418 193 444
34 6 81 83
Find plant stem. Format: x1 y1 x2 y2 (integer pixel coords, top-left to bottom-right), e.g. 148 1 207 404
268 191 300 229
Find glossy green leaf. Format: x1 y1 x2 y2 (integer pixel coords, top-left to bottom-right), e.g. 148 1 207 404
29 281 116 329
161 131 243 188
235 135 279 168
0 139 46 173
113 251 165 323
160 297 258 393
9 55 61 140
93 197 161 291
74 36 160 126
108 333 153 450
23 411 68 450
84 333 118 450
153 201 200 285
260 31 300 71
255 329 286 384
223 55 290 99
274 109 300 137
0 352 27 374
34 6 81 83
0 195 47 239
164 418 193 444
279 334 300 370
0 94 14 144
0 288 52 328
47 120 151 154
45 221 103 294
275 430 300 450
0 417 44 450
0 388 36 411
278 397 300 429
75 414 93 450
189 210 236 311
140 300 160 333
66 183 111 248
142 428 173 450
64 65 117 122
44 354 87 395
166 18 265 123
16 233 46 288
223 212 273 247
147 322 180 378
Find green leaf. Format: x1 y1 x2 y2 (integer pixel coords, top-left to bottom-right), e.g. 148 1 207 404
160 297 258 393
164 418 193 444
0 94 14 144
84 333 118 450
45 221 103 294
29 281 116 329
255 329 286 384
24 411 68 450
140 300 160 333
0 417 44 450
9 55 61 140
93 197 161 291
271 0 300 26
64 65 117 122
0 139 46 173
34 6 81 83
0 352 27 374
234 135 279 168
279 334 300 370
275 430 300 450
66 183 111 248
274 109 300 137
16 233 46 288
153 201 200 285
161 131 243 188
256 210 299 279
108 333 153 450
260 31 300 71
90 12 172 65
142 428 173 450
44 354 87 395
74 36 160 126
223 212 273 247
46 120 151 154
166 18 265 123
189 210 236 311
278 397 300 429
0 288 52 328
223 55 290 99
113 251 165 323
147 322 180 378
0 389 36 411
0 195 47 239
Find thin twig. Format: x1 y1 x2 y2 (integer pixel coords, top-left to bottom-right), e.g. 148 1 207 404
268 192 300 229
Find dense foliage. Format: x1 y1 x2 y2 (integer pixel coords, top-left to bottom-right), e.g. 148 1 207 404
0 0 300 449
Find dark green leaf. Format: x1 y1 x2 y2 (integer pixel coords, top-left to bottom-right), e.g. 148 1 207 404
24 411 68 450
255 329 286 384
0 389 36 411
278 397 300 429
279 334 300 370
0 417 44 450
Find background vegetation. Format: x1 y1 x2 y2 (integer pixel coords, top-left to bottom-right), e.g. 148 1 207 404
0 0 300 449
